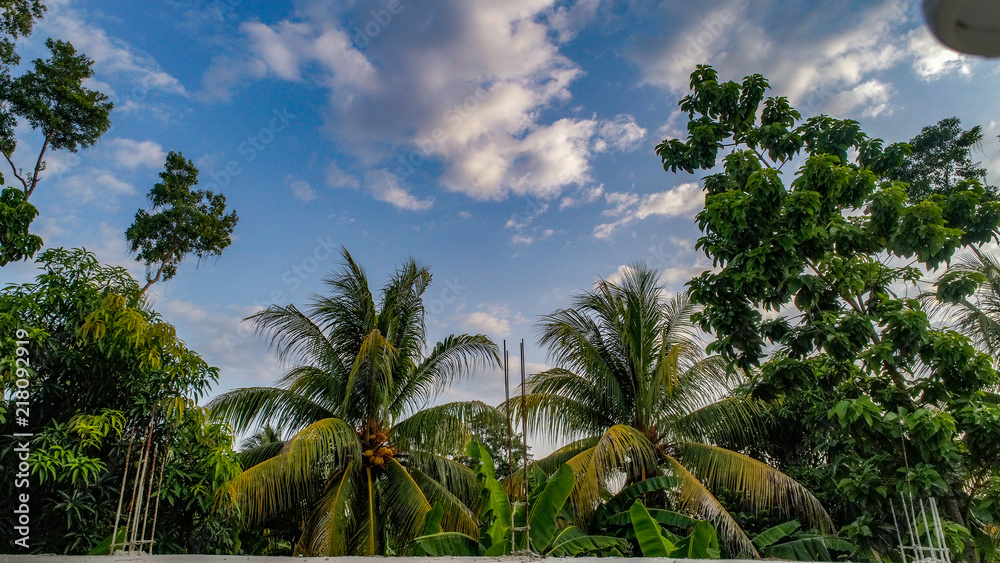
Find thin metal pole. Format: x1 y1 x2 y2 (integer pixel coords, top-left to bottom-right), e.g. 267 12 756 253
111 427 137 554
891 498 908 563
129 417 155 551
139 443 158 547
503 340 512 478
149 446 168 555
520 339 530 551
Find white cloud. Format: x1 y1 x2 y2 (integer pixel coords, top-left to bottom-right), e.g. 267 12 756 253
41 4 188 98
594 182 703 239
363 169 433 211
594 114 647 153
58 168 134 203
286 175 319 202
629 0 912 116
906 26 973 79
205 0 601 203
825 80 893 118
326 162 360 189
462 310 512 338
104 138 166 170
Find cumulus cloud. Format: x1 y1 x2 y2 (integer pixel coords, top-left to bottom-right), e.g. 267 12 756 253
58 168 134 203
202 1 608 203
906 25 973 79
104 138 166 170
363 169 433 211
594 182 702 239
628 0 913 116
594 114 647 153
462 310 512 338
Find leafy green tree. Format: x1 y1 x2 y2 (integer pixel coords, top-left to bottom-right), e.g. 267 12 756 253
125 151 239 294
511 264 830 556
889 117 997 202
0 36 111 265
1 38 112 197
657 64 1000 562
0 0 44 67
209 248 503 556
0 248 234 554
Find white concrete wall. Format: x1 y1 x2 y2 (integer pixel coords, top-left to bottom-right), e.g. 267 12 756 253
0 556 796 563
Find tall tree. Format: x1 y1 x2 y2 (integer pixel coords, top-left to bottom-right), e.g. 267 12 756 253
656 65 1000 562
0 247 236 554
889 116 997 202
512 265 831 556
209 248 503 556
1 38 112 198
125 151 239 294
0 36 112 265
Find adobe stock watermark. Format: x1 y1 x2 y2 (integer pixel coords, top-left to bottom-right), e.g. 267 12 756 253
671 0 752 72
10 328 33 550
222 235 339 353
351 0 404 50
204 106 296 193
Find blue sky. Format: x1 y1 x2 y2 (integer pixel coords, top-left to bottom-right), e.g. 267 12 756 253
5 0 1000 444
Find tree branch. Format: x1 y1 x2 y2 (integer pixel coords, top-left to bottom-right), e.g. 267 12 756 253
25 134 49 199
1 149 28 193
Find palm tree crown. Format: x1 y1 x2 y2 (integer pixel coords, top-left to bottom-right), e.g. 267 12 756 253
210 248 501 555
514 262 831 556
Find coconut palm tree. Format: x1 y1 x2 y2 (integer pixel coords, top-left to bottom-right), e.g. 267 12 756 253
209 248 503 556
512 262 832 556
922 247 1000 363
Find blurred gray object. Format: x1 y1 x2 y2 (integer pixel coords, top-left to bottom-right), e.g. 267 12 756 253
924 0 1000 57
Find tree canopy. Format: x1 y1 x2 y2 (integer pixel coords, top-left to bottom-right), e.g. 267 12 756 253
126 151 239 294
657 64 1000 562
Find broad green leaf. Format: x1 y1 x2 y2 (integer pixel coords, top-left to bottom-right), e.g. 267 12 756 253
672 520 721 559
527 464 575 551
752 519 801 548
630 500 676 557
414 532 486 556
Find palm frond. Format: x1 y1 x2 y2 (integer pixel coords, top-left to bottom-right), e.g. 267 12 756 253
381 457 433 550
392 400 504 456
392 335 501 414
663 454 758 558
407 465 479 536
676 442 833 533
208 386 334 436
294 460 359 556
564 425 658 522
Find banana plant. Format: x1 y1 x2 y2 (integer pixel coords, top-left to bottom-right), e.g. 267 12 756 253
629 499 721 558
752 519 855 561
415 441 627 556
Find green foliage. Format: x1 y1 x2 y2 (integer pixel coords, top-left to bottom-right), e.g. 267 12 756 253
0 186 41 265
630 500 677 556
515 266 829 555
889 117 998 202
415 441 626 557
126 152 238 292
752 520 854 561
659 64 1000 561
2 38 111 157
0 247 232 554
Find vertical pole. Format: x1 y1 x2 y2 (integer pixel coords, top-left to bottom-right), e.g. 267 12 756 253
891 499 908 563
139 443 158 548
111 428 136 554
504 339 512 479
520 339 529 551
149 447 168 555
503 339 513 551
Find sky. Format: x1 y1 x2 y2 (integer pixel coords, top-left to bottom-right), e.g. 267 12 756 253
4 0 1000 449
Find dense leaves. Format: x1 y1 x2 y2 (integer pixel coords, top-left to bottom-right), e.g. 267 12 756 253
126 152 239 293
658 64 1000 562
